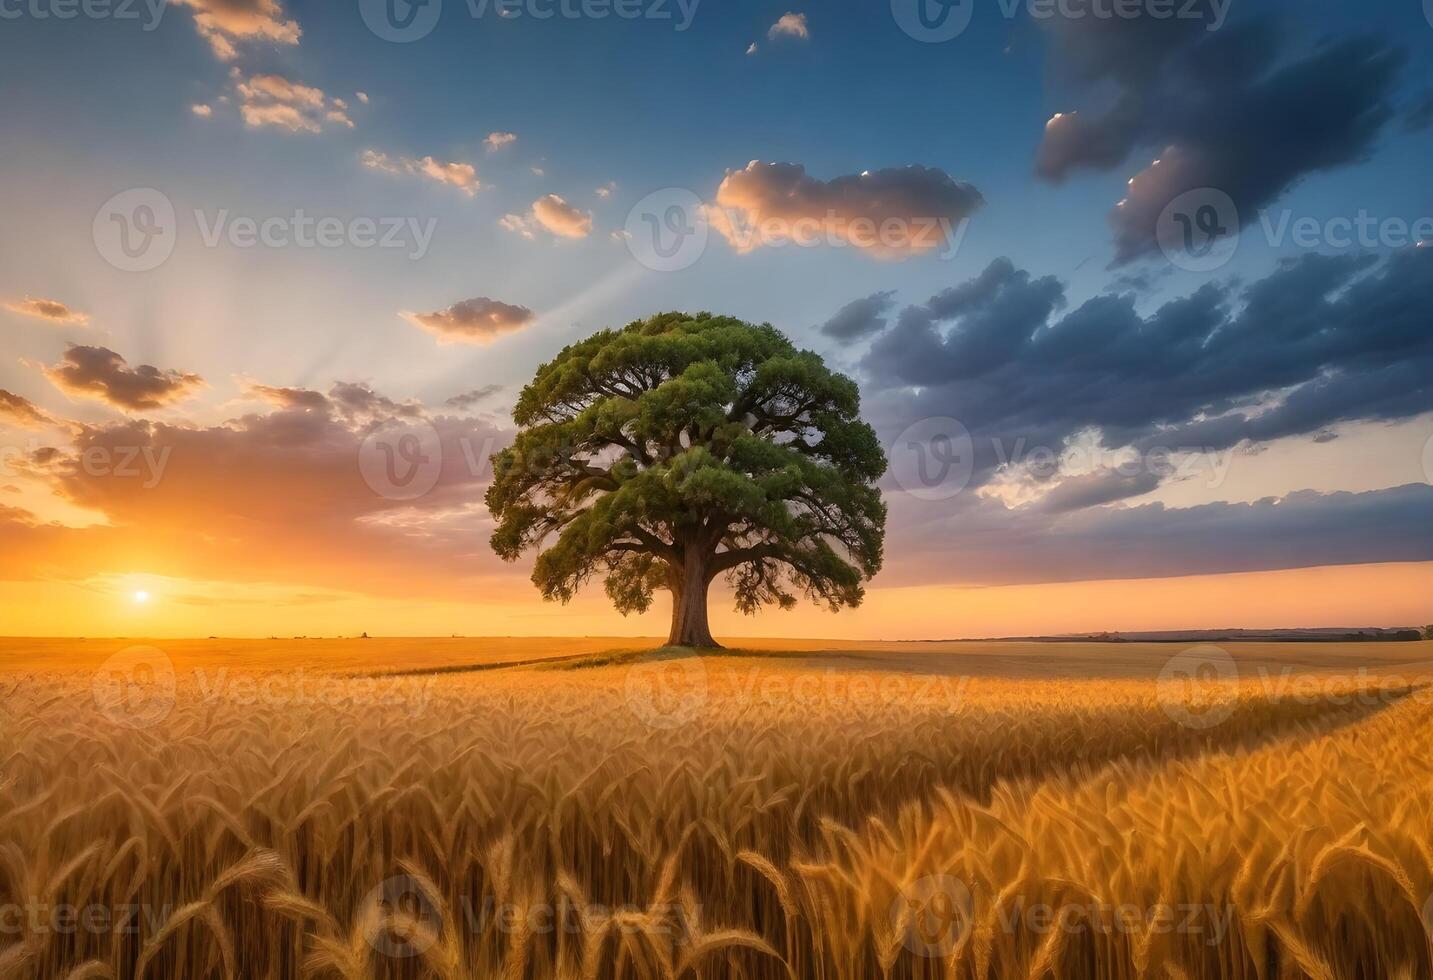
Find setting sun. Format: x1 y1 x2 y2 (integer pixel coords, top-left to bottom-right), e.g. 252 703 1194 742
132 590 150 605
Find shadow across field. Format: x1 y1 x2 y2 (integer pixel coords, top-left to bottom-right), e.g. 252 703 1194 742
363 643 1426 813
358 638 1433 685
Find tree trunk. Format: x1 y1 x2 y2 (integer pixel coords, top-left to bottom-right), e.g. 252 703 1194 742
668 544 719 648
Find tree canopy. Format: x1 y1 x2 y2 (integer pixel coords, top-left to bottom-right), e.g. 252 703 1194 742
486 312 887 647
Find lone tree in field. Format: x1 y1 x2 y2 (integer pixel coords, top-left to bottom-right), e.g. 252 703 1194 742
486 312 887 648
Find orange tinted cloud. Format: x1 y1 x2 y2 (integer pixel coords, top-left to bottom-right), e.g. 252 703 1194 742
401 297 535 345
361 150 479 195
500 196 594 241
238 74 353 133
767 12 809 39
0 390 57 429
5 297 89 325
170 0 301 61
530 195 593 239
707 161 983 257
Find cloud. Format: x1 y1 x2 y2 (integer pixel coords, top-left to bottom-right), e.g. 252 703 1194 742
746 43 758 56
1031 12 1405 263
531 194 593 239
0 390 57 429
706 161 983 258
819 290 897 341
484 131 517 151
244 383 330 412
191 103 213 118
361 150 479 196
1405 91 1433 133
356 91 370 104
5 297 89 325
400 297 536 345
502 195 593 240
169 0 300 61
237 73 353 133
446 385 505 410
861 249 1433 504
767 12 808 40
499 213 536 240
595 182 616 199
43 346 205 412
883 483 1433 588
1031 468 1162 514
327 381 424 422
0 393 511 600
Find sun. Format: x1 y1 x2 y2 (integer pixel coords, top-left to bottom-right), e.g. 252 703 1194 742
132 590 150 605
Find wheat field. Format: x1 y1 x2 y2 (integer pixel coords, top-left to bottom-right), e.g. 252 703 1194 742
2 638 1433 978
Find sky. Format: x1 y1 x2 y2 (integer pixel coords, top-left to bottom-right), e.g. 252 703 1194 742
1 0 1432 638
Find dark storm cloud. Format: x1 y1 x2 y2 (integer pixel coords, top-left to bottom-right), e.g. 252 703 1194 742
1033 9 1406 264
862 248 1433 493
1031 468 1162 515
819 291 897 341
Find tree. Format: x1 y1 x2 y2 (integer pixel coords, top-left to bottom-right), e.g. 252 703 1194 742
1424 625 1433 641
486 312 887 648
